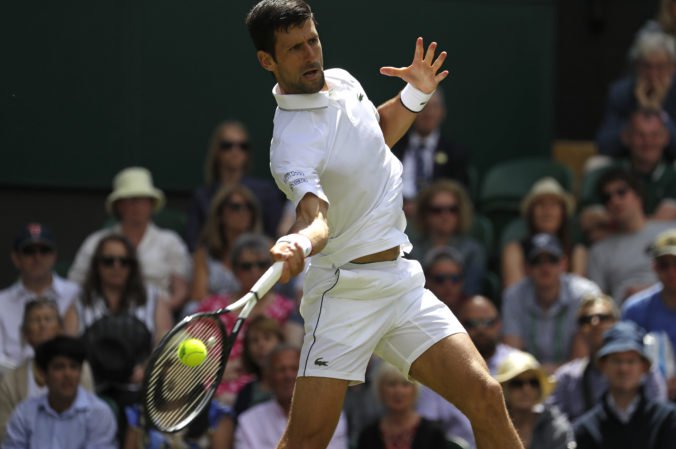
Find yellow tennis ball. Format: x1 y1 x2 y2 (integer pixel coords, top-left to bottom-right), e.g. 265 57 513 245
177 338 208 367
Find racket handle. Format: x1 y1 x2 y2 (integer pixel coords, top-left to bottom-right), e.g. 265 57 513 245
251 261 284 296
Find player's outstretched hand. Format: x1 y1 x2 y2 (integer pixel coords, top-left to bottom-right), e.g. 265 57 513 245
270 241 305 283
379 37 449 94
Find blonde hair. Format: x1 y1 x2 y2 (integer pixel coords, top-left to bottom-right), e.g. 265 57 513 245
373 361 420 404
203 120 250 184
577 293 620 320
629 30 676 64
416 180 474 234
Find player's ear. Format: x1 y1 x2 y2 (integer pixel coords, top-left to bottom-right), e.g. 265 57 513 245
257 50 276 72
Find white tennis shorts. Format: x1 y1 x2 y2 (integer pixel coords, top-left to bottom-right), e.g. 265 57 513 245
298 257 465 383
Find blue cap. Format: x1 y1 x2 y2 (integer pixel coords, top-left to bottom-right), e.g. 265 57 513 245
525 233 563 263
597 321 649 362
13 223 56 250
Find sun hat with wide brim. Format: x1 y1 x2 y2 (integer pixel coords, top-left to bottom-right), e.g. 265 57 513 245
105 167 166 214
495 350 556 403
520 177 576 217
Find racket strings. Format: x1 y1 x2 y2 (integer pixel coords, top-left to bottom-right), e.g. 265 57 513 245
145 316 225 431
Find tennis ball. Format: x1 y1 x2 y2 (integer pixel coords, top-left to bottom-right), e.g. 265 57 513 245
177 338 208 367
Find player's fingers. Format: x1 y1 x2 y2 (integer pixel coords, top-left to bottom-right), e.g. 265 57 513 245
414 37 424 61
424 42 437 64
431 51 447 72
379 66 405 77
435 70 450 83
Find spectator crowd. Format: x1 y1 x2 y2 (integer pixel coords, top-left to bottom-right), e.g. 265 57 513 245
3 3 676 448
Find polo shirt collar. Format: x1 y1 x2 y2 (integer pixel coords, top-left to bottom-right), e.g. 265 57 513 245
13 275 59 300
272 84 330 111
38 387 89 418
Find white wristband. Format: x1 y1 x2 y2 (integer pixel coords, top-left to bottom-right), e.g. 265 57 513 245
276 233 312 257
400 83 434 113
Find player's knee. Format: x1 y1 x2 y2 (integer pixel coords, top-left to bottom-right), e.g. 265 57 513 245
462 374 505 424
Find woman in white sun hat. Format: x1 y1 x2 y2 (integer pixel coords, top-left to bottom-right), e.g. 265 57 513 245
68 167 192 313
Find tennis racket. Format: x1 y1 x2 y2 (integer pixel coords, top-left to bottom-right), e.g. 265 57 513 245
142 261 284 432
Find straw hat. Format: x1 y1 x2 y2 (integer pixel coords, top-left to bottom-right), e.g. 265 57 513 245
495 350 555 402
105 167 165 214
520 177 576 217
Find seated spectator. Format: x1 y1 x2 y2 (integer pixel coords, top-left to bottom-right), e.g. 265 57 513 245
596 30 676 160
586 109 676 219
574 321 676 449
2 336 117 449
623 228 676 400
186 120 286 248
342 358 384 448
422 247 467 313
587 168 676 303
235 344 348 449
197 234 300 405
502 178 586 288
190 185 263 303
0 224 79 370
68 167 192 312
578 205 613 247
496 350 575 449
357 361 446 449
549 293 666 422
408 180 486 296
391 88 470 217
417 295 519 447
0 299 94 440
502 234 601 373
77 234 172 345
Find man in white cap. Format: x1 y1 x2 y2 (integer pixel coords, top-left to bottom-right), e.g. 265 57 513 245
68 167 191 312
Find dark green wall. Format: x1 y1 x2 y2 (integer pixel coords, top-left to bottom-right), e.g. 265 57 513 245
1 0 555 190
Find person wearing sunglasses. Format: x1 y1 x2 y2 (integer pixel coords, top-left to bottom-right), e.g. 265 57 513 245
185 120 287 251
0 224 79 371
197 233 301 406
587 168 676 303
409 180 486 296
574 321 676 449
549 293 666 422
623 228 676 400
502 233 602 375
422 246 468 313
189 184 264 305
77 234 173 346
496 350 574 449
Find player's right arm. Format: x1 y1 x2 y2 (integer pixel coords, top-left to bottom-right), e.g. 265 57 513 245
271 192 329 283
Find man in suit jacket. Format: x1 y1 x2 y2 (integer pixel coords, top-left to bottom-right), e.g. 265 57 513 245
391 89 470 216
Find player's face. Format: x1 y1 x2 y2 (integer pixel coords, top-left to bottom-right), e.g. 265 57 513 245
260 19 325 94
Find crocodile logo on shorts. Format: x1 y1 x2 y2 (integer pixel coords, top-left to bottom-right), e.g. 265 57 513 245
314 357 329 367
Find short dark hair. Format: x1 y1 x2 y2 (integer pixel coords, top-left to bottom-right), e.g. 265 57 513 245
596 167 644 205
35 335 86 372
245 0 317 58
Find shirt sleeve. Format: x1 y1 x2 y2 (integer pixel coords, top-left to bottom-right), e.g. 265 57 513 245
2 404 30 449
270 111 330 208
86 401 118 449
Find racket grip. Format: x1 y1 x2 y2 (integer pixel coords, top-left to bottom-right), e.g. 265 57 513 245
251 261 284 296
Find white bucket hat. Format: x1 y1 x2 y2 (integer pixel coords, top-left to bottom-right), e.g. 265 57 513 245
520 177 576 217
105 167 166 214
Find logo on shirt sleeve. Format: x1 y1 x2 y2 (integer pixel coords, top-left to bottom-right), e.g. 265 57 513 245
283 171 308 192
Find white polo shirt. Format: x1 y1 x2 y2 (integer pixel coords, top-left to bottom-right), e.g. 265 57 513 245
270 68 411 269
0 275 79 366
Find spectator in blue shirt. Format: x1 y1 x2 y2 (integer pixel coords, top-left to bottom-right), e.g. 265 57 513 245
2 336 117 449
623 228 676 400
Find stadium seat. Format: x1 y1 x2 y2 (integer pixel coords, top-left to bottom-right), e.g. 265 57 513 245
468 213 494 255
499 218 528 250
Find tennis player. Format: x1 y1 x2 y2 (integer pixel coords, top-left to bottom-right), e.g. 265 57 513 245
246 1 523 448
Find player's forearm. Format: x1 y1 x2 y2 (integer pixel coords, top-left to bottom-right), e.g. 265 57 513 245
378 95 417 148
289 205 329 256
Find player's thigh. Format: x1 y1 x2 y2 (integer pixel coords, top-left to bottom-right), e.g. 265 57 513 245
284 376 349 444
409 332 493 413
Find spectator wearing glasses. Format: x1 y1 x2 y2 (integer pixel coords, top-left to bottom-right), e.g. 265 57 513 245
422 247 467 313
502 234 601 374
502 178 587 289
408 180 486 296
623 228 676 400
587 168 676 303
197 233 300 405
190 185 263 304
597 30 676 160
417 296 519 447
68 167 192 313
549 294 666 422
186 120 286 249
0 224 79 370
76 234 173 345
496 350 575 449
574 321 676 449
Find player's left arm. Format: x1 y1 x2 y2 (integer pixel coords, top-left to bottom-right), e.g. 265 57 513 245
377 37 449 148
